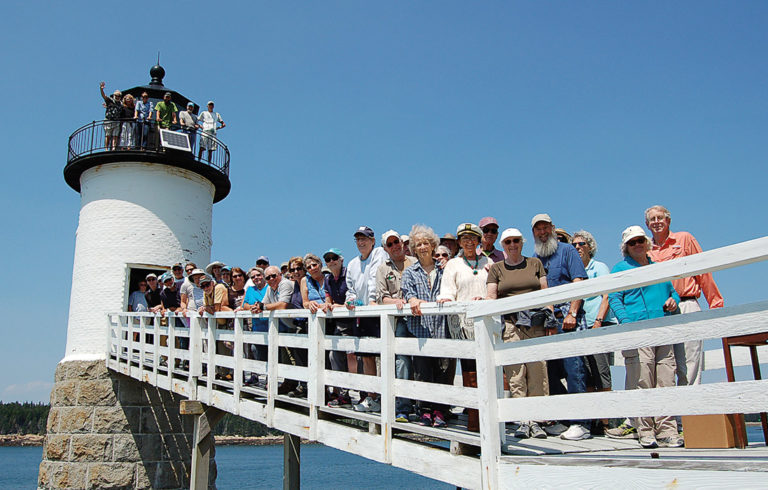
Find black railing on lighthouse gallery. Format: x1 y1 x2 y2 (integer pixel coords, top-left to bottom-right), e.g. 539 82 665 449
67 119 230 177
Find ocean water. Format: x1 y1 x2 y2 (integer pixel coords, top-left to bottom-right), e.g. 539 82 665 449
2 426 764 489
0 445 450 489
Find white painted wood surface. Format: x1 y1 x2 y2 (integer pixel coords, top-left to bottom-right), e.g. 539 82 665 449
105 234 768 490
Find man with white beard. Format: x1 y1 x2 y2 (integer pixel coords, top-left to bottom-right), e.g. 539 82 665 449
531 213 591 441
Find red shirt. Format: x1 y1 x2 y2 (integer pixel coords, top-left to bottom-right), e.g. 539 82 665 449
649 231 724 308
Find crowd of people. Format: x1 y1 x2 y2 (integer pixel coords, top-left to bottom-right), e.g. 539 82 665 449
98 82 226 162
125 205 723 450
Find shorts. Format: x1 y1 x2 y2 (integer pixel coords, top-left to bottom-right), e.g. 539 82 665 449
104 120 120 136
326 318 355 336
355 317 380 338
200 130 217 150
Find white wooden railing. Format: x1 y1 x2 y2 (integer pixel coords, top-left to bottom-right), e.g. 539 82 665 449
107 236 768 489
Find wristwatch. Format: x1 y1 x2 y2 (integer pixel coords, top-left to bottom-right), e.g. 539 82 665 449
568 311 577 319
595 317 603 323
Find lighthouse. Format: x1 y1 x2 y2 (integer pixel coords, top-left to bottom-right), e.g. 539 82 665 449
39 65 230 489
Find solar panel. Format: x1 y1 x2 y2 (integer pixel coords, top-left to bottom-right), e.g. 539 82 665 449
159 129 192 152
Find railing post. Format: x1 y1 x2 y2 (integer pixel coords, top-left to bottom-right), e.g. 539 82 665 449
380 312 395 463
168 313 176 378
206 316 215 395
476 315 503 490
189 314 203 398
307 314 325 441
138 316 147 378
233 316 244 415
267 315 279 426
152 313 160 385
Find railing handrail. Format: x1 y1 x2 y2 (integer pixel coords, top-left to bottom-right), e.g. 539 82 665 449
468 235 768 318
67 119 230 176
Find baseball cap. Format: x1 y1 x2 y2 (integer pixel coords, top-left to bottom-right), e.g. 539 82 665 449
354 226 374 238
622 225 649 245
478 217 499 228
323 248 343 261
531 213 553 228
381 229 401 246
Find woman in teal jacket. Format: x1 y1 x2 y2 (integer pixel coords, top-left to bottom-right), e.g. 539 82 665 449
608 226 682 450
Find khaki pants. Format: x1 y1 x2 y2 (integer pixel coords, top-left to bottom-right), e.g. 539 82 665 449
502 320 549 398
623 344 678 438
674 299 703 386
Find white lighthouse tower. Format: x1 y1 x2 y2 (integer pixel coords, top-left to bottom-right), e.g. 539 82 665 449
39 65 230 489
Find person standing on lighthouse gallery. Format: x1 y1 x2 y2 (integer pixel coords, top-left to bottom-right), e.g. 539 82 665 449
645 205 724 386
198 100 225 162
531 213 591 441
346 226 387 412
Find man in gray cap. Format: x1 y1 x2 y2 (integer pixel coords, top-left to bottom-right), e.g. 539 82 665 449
198 100 226 162
179 101 199 149
531 213 591 441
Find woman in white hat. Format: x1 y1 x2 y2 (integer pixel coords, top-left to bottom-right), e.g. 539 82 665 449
486 228 553 440
608 226 682 449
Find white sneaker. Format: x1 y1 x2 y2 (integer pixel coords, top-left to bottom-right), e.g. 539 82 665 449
560 424 592 441
353 396 381 413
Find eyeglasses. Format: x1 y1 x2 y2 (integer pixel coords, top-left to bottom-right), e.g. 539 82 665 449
289 267 304 273
185 268 194 273
572 241 588 248
201 282 213 287
434 253 450 258
386 239 401 247
306 262 319 269
256 261 268 266
265 274 279 281
232 273 244 278
502 238 522 245
627 237 646 246
482 227 498 234
325 255 339 262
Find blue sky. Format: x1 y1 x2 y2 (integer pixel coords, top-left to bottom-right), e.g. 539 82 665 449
1 1 767 403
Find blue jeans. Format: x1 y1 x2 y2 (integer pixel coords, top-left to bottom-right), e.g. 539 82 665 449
395 318 413 415
547 303 588 426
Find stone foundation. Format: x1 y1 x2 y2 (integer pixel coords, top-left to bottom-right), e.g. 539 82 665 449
38 360 216 489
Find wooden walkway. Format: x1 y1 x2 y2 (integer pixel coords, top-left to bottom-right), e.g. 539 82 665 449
107 236 768 489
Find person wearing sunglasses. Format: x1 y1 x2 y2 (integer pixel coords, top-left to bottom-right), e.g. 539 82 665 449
240 267 270 384
322 248 356 408
478 217 505 263
571 230 618 437
345 226 387 413
433 245 452 267
199 274 234 381
530 213 590 441
300 254 328 314
487 228 553 440
645 205 723 389
609 226 682 449
376 230 417 422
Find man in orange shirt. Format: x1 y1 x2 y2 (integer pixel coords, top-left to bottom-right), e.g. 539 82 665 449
645 205 724 386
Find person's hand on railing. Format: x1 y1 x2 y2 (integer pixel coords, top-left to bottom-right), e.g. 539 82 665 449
409 298 426 316
391 298 407 310
306 301 327 314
